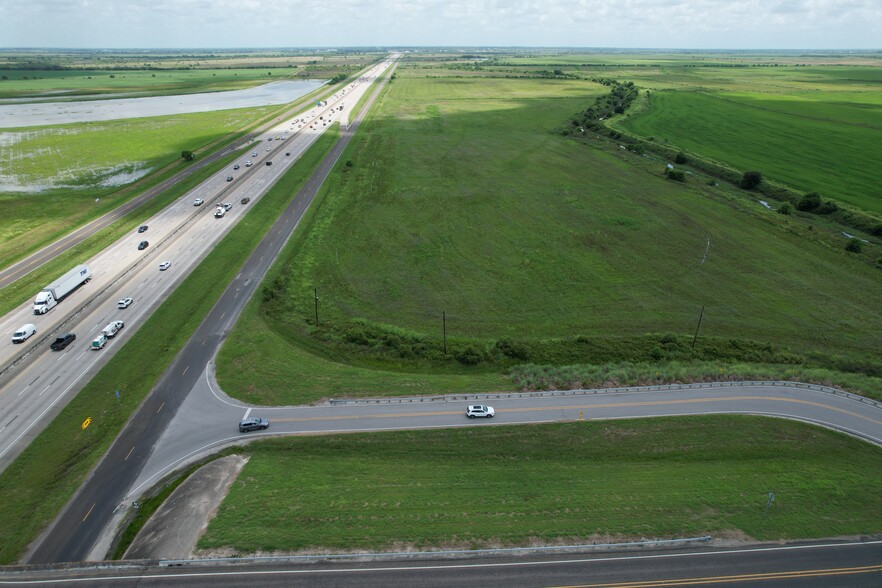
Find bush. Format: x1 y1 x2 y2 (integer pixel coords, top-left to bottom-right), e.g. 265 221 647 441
778 202 794 215
674 151 688 164
797 192 822 211
740 170 763 190
626 143 645 155
495 338 530 361
817 200 838 214
455 345 484 366
666 169 686 182
870 223 882 237
845 238 863 253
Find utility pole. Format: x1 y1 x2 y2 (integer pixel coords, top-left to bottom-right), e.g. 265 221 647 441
314 287 319 326
442 310 447 355
691 305 705 349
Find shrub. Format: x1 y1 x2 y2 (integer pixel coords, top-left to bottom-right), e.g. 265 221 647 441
797 192 822 211
666 169 686 182
817 200 838 214
870 223 882 237
674 151 688 164
495 338 530 361
455 345 484 366
845 238 863 253
778 202 794 215
740 170 763 190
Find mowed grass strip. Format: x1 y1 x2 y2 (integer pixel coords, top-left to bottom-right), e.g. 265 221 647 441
0 128 339 564
621 90 882 214
197 416 882 554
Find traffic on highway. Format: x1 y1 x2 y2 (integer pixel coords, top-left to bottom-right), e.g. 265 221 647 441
0 57 397 472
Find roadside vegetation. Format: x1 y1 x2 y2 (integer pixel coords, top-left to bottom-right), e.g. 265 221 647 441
197 417 882 554
217 61 882 405
0 49 381 99
0 128 339 564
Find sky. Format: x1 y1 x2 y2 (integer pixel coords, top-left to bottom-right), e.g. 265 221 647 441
2 0 881 49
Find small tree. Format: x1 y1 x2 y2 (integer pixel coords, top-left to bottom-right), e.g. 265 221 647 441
181 150 194 161
797 191 822 211
674 151 688 164
869 223 882 237
817 200 838 214
845 238 863 253
778 202 793 215
740 170 763 190
666 169 685 182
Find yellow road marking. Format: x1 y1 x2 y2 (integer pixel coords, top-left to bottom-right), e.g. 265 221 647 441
554 564 882 587
125 446 134 461
82 503 95 523
156 402 164 414
270 396 882 427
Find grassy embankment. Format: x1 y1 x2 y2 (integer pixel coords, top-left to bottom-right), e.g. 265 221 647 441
197 416 882 554
0 127 340 565
216 70 882 405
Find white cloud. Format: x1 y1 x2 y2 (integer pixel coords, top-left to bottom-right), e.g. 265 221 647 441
0 0 880 48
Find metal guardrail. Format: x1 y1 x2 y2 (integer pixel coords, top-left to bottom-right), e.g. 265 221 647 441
329 381 882 409
159 535 713 567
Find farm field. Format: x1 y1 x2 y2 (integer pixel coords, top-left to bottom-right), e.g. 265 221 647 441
216 65 882 403
197 417 882 554
621 87 882 214
0 49 380 99
0 104 283 268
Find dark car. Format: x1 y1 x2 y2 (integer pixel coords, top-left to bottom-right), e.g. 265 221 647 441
50 333 76 351
285 152 291 156
137 225 148 233
138 240 149 250
266 161 272 166
240 196 251 205
239 417 269 433
226 176 233 182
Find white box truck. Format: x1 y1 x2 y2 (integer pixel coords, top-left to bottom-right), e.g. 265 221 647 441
33 264 91 315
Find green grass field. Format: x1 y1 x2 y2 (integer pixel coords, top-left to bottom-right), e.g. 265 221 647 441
197 416 882 554
621 89 882 214
214 69 882 404
0 68 294 99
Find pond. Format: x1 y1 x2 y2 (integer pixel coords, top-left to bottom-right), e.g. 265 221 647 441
0 79 327 128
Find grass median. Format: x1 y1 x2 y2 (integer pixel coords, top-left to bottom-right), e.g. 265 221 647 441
197 416 882 554
0 126 340 564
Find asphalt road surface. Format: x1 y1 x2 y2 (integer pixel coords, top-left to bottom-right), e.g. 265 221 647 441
6 538 882 586
25 57 397 565
0 59 393 473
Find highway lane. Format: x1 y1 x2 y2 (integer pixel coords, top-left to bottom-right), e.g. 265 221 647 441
25 57 397 565
0 60 394 473
6 539 882 586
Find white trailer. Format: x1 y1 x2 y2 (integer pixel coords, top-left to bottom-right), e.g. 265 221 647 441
33 264 91 315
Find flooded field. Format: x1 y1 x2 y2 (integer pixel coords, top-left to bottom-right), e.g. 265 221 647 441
0 79 326 128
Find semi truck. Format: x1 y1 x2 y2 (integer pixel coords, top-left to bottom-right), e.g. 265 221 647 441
33 264 91 315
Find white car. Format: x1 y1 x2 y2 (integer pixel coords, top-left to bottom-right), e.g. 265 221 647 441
193 198 204 206
466 405 495 419
102 320 124 338
245 160 252 167
117 297 133 309
159 261 172 271
252 151 258 157
222 202 232 211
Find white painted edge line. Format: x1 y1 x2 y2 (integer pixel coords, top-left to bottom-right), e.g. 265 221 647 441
3 539 880 584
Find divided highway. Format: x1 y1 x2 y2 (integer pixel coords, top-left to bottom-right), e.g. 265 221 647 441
0 59 394 473
25 56 398 564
